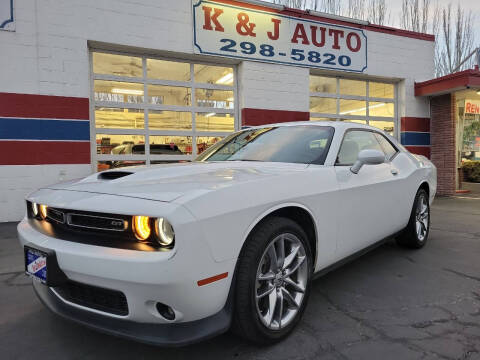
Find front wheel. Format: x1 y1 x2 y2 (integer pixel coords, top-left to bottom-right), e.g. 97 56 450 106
396 188 430 249
232 217 312 344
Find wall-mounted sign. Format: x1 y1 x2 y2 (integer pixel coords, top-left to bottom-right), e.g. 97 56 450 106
0 0 14 31
193 0 367 72
465 99 480 114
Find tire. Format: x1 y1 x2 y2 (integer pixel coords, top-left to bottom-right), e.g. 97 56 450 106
396 188 430 249
232 216 313 344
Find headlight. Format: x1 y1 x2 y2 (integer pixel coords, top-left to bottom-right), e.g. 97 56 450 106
132 215 151 241
155 218 175 247
31 202 39 217
39 204 48 219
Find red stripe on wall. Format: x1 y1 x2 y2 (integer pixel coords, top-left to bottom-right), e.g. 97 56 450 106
401 117 430 132
0 92 89 120
405 146 431 159
0 141 90 165
242 108 309 126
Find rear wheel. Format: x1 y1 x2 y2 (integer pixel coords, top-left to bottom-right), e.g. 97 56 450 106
233 217 312 344
396 188 430 249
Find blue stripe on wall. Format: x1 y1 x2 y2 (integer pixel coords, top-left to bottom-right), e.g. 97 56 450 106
401 132 430 146
0 118 89 141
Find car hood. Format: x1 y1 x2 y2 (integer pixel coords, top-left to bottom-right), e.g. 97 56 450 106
44 162 308 202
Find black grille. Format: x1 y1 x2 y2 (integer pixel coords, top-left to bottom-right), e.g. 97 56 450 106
67 213 126 231
47 208 65 224
54 281 129 316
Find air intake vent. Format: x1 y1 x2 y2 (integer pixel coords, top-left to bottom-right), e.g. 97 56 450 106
98 171 133 180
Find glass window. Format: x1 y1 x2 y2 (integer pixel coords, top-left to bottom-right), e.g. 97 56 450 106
147 85 190 106
94 80 144 103
149 136 192 155
147 59 190 81
310 97 336 114
370 82 394 99
374 133 398 160
336 131 383 165
96 134 145 155
340 119 367 125
197 126 334 165
195 89 234 109
339 79 366 96
369 102 395 117
149 111 192 131
194 65 234 85
310 76 336 94
310 117 335 121
97 160 145 172
340 100 366 116
95 107 144 129
197 136 223 154
369 120 395 135
196 113 234 132
93 53 142 78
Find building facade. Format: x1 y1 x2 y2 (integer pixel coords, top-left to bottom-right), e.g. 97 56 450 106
0 0 438 222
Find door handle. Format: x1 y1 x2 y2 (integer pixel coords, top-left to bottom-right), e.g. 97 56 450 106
391 168 399 175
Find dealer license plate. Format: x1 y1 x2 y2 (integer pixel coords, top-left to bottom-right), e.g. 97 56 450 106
25 246 48 284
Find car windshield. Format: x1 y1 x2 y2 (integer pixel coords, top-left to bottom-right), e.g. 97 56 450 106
196 125 334 165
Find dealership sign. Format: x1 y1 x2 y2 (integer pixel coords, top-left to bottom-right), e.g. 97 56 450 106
465 99 480 114
0 0 14 31
193 0 367 72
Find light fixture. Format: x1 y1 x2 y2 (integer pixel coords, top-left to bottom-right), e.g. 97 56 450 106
204 112 216 117
226 97 234 102
155 218 175 247
111 88 144 96
339 102 386 115
132 216 151 241
477 90 480 95
32 202 39 217
216 73 233 85
39 204 48 219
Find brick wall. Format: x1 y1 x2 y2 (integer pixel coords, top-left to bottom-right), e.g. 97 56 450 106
430 94 456 196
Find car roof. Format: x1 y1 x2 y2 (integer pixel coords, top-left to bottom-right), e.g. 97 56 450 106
245 121 381 132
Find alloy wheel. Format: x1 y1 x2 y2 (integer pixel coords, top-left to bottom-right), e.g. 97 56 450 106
415 194 429 241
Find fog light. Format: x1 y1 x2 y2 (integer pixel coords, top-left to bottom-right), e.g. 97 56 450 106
39 204 47 219
155 302 175 321
132 216 151 241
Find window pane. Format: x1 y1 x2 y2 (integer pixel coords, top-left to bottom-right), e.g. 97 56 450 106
149 136 192 155
147 85 190 106
310 97 336 114
370 82 394 99
310 76 336 94
310 117 336 121
95 107 144 129
147 59 190 81
197 136 224 154
97 160 145 172
196 113 234 132
194 65 233 85
340 119 367 125
369 102 395 117
340 99 366 116
369 120 395 135
337 131 383 165
149 111 192 131
96 134 145 155
374 133 397 159
195 89 234 109
94 80 144 103
93 53 143 78
339 79 366 96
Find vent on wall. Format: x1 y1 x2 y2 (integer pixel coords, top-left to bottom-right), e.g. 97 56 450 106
98 171 133 180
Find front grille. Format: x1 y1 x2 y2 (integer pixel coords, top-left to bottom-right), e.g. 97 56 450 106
54 281 129 316
67 213 126 231
47 208 65 224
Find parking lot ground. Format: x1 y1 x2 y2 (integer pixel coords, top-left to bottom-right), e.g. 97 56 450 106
1 196 480 360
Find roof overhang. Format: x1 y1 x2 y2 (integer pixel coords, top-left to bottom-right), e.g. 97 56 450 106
415 68 480 97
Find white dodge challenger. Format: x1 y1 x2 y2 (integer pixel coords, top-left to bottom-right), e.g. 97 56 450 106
18 122 436 346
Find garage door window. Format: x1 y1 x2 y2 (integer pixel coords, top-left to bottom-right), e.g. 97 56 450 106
310 75 397 136
92 52 236 172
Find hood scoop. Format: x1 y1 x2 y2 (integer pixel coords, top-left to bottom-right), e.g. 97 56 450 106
98 171 134 180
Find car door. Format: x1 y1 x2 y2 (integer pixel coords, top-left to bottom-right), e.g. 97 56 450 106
334 129 403 257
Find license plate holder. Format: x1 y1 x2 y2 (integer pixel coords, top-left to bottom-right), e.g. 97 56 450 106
24 244 67 286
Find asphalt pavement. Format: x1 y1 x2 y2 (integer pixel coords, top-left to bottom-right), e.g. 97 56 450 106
1 196 480 360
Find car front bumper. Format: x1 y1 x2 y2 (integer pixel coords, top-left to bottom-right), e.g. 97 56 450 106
18 216 236 345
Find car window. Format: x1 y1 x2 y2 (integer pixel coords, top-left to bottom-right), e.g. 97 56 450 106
374 132 398 160
336 130 384 165
196 126 335 165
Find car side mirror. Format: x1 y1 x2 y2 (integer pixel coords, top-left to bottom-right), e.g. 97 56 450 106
350 149 385 174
